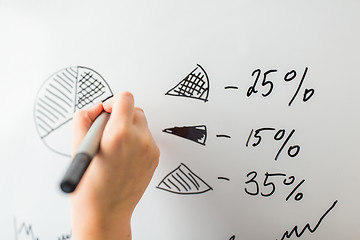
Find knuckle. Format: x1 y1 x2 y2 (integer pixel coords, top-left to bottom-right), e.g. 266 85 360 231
105 125 131 146
118 91 134 103
122 91 134 98
113 126 131 141
134 107 144 113
140 133 152 149
140 134 160 167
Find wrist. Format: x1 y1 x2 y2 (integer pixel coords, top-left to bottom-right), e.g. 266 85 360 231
71 200 134 240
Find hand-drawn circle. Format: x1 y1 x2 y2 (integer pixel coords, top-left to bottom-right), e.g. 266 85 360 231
34 66 113 157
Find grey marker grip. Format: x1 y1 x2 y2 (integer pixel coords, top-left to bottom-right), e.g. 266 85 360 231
60 153 92 193
59 111 110 193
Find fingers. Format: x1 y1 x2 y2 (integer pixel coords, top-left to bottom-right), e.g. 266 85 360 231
103 93 150 130
133 107 148 128
103 92 135 127
72 102 104 155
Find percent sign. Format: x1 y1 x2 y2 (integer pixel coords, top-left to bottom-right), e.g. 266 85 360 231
283 175 305 201
247 67 315 106
246 128 301 160
285 67 315 106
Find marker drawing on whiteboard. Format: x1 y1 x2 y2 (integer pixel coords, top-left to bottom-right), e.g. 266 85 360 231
76 70 108 109
245 128 300 161
216 134 231 138
34 66 113 157
244 171 305 201
163 125 207 145
277 200 338 240
285 67 315 106
224 86 239 90
246 67 315 106
165 64 209 102
157 163 213 194
218 177 230 181
14 217 39 240
285 179 305 201
58 232 72 240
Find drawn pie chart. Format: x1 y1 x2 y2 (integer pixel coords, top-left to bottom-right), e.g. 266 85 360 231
34 66 113 157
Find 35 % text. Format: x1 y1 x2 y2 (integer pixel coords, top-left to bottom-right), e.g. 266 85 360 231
245 171 306 201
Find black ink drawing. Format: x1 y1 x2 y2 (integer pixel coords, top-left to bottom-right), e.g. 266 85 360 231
277 200 338 240
216 134 231 138
157 163 213 194
229 235 235 240
245 128 300 161
34 66 113 157
247 68 315 106
218 177 230 181
58 232 72 240
244 171 305 201
163 125 207 145
224 86 239 90
14 217 39 240
165 64 209 102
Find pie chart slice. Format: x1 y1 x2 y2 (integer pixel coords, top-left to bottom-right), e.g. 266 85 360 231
157 163 213 195
165 64 209 102
34 66 113 157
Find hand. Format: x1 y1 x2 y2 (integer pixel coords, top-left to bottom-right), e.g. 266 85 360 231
70 92 160 240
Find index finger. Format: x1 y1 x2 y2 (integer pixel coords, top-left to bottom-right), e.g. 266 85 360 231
103 92 135 126
72 102 104 156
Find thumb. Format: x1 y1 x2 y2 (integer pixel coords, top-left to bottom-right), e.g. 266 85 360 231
72 102 104 156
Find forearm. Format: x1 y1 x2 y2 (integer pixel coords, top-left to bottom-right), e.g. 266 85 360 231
72 208 133 240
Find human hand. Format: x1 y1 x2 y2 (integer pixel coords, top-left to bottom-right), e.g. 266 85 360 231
70 92 160 240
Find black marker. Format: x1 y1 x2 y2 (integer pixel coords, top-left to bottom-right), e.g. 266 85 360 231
60 111 110 193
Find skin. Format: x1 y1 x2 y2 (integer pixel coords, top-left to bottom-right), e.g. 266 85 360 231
70 92 160 240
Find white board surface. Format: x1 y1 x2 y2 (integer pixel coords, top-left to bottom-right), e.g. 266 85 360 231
0 1 359 239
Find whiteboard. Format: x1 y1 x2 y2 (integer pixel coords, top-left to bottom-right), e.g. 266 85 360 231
0 0 359 239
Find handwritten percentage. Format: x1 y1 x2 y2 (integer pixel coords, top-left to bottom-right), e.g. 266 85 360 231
245 171 306 202
285 67 315 106
246 67 315 106
283 176 305 201
246 128 301 161
273 129 300 160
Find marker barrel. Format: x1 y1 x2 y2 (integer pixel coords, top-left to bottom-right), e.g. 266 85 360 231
59 111 110 193
60 153 92 193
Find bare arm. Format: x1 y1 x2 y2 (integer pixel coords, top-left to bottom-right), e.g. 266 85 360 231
70 92 160 240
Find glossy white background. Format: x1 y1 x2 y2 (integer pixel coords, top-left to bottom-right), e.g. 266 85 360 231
0 1 359 239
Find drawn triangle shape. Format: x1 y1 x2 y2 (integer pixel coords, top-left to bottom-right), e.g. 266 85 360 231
157 163 213 195
163 125 207 145
166 64 209 102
